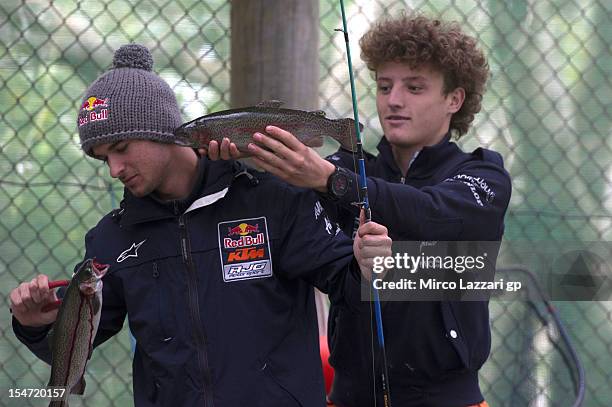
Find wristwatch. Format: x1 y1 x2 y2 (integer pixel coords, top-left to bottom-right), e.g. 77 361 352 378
325 165 352 200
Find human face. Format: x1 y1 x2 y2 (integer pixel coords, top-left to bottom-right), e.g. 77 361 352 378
376 61 464 152
92 139 173 198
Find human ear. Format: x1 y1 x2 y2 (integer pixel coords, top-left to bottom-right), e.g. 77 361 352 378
447 87 465 114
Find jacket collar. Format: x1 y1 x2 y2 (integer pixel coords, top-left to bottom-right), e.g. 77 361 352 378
376 132 459 179
119 158 235 227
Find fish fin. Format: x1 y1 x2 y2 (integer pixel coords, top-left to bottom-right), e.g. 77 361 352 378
172 137 196 148
256 100 283 108
334 118 363 152
305 135 324 148
309 110 327 117
90 294 102 316
71 376 86 395
47 326 55 348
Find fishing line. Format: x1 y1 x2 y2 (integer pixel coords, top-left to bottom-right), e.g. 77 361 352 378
336 1 392 405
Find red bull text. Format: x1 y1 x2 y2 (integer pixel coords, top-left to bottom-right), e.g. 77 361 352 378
224 233 265 249
78 97 109 127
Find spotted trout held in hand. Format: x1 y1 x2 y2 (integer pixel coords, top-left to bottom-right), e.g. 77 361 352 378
47 259 109 407
174 100 363 155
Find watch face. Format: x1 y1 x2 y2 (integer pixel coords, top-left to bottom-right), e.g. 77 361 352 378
332 173 349 195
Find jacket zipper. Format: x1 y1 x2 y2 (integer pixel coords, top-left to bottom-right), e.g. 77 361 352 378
179 214 214 406
152 262 172 342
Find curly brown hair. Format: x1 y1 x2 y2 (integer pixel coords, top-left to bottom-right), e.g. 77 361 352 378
359 13 489 138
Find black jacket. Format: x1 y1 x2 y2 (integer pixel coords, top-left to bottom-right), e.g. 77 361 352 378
13 158 363 407
324 135 512 407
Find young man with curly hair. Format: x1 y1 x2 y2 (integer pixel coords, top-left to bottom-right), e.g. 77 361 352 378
207 13 511 407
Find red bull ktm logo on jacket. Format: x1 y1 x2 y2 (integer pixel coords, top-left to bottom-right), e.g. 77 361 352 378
78 96 109 127
218 217 272 282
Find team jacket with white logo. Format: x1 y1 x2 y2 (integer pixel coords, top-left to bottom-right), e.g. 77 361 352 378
324 134 512 407
13 159 362 407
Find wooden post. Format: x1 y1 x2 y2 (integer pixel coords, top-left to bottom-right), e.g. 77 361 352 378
231 0 328 337
230 0 319 110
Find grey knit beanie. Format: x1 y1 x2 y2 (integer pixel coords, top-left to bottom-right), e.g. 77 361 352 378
77 44 184 157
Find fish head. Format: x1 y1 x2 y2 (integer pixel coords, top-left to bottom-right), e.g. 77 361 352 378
174 119 212 148
74 258 109 296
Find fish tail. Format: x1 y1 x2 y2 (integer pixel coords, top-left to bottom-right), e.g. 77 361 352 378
335 118 363 152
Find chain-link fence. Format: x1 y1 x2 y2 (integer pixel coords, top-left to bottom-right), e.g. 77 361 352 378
1 0 610 406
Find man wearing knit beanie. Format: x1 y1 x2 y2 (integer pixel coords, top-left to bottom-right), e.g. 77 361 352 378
10 44 393 406
74 43 195 199
78 43 184 157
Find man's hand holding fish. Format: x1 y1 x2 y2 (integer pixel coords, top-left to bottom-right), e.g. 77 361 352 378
10 274 60 327
205 126 337 193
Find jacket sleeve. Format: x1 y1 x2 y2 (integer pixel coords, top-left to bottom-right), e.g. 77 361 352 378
332 161 511 241
275 184 363 308
12 318 53 364
322 148 374 231
11 230 127 365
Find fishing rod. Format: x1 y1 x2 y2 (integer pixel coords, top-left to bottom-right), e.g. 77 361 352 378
336 1 392 405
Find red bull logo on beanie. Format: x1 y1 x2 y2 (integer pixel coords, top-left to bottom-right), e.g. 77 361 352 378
218 217 272 282
78 96 109 127
81 96 109 111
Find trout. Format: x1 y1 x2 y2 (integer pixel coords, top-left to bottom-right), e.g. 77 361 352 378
47 259 109 407
174 100 363 155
